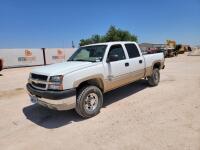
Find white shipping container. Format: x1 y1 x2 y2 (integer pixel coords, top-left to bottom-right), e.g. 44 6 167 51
0 49 44 68
64 48 77 60
45 48 76 64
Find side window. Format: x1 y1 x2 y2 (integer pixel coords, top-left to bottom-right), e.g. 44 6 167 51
108 44 126 61
125 44 140 58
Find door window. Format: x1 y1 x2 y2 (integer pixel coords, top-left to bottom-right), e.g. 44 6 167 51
107 45 126 62
125 44 140 58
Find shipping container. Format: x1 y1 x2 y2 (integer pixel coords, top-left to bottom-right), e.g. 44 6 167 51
45 48 76 64
0 49 44 68
64 48 76 60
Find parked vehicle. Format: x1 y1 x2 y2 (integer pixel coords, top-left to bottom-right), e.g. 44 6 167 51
26 41 165 118
157 49 168 58
177 45 185 54
0 59 3 71
146 48 158 54
165 48 176 57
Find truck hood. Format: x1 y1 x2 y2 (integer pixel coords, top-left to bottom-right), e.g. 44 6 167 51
31 61 98 76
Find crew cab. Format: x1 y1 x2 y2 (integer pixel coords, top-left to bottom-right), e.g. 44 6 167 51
27 41 165 118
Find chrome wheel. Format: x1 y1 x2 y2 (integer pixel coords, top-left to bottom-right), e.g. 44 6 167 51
84 93 99 113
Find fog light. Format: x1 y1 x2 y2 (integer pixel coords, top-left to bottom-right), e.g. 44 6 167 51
48 84 63 90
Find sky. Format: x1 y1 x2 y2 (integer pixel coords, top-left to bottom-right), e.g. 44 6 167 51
0 0 199 48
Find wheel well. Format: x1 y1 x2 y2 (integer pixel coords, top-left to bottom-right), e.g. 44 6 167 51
77 78 104 92
153 62 161 69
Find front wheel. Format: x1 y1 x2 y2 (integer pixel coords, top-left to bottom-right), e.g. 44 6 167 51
75 86 103 118
147 68 160 86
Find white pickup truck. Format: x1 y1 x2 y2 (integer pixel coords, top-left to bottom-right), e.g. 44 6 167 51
27 41 165 118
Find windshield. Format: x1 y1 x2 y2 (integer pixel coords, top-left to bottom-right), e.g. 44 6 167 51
68 45 107 62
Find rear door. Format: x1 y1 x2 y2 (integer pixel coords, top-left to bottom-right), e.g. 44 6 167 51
124 43 145 80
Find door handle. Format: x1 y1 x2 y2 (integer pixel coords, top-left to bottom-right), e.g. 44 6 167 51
125 62 129 67
139 60 143 64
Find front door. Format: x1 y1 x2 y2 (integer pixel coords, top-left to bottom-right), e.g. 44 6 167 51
104 44 131 91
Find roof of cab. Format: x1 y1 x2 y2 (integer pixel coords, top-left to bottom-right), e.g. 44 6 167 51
82 41 138 47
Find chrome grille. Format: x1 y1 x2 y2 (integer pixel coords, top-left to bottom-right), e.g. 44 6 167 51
30 73 49 90
32 81 46 89
31 73 48 81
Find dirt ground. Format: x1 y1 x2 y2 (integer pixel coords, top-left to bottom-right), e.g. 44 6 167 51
0 53 200 150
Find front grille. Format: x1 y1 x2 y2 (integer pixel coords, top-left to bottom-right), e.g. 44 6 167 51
32 81 46 89
30 73 48 90
31 73 48 81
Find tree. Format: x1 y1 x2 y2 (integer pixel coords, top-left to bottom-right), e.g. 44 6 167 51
79 26 138 46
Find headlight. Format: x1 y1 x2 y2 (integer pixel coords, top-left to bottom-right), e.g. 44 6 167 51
49 75 63 83
48 75 63 90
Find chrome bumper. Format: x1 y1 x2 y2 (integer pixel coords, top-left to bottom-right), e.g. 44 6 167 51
27 84 76 111
28 92 76 110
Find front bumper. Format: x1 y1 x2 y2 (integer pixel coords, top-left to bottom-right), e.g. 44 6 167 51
26 83 76 110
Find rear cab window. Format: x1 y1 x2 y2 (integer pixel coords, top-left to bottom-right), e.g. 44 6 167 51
125 43 141 58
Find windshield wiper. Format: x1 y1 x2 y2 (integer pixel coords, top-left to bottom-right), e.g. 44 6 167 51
68 59 96 62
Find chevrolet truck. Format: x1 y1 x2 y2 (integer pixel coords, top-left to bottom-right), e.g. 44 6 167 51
27 42 165 118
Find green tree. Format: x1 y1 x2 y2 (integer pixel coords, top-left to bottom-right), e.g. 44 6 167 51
79 26 138 46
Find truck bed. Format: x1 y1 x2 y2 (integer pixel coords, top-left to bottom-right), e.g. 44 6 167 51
143 52 164 70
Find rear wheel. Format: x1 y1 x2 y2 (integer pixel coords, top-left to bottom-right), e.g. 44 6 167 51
75 85 103 118
147 68 160 86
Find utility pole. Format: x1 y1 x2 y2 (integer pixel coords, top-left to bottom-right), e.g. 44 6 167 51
42 48 46 65
72 41 75 48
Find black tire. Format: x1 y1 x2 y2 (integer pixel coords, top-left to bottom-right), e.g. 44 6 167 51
75 85 103 118
147 68 160 86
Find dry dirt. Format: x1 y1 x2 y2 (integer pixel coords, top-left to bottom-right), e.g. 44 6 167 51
0 53 200 150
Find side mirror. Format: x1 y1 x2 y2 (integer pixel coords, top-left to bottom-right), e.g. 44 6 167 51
107 54 119 62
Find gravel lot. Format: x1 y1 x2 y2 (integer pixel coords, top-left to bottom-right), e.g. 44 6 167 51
0 53 200 150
